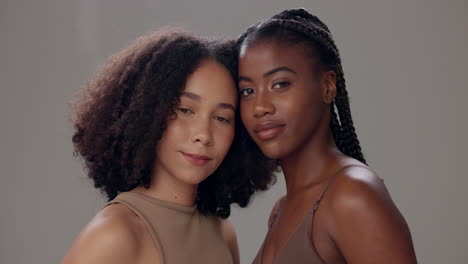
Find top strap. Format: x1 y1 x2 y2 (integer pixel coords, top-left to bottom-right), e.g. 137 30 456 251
312 164 370 211
268 197 286 229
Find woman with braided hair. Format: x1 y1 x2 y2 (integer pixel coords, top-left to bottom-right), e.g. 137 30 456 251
62 29 275 264
237 8 417 264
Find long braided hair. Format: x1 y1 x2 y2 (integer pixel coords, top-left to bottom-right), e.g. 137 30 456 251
237 8 366 164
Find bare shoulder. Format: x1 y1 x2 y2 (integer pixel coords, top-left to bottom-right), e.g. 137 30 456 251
328 165 389 208
218 218 239 264
62 204 149 264
324 165 417 263
325 165 401 229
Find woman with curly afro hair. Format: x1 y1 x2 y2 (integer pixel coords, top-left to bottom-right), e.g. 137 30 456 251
62 29 276 264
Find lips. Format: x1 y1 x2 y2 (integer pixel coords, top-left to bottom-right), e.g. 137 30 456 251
253 121 286 141
181 152 212 166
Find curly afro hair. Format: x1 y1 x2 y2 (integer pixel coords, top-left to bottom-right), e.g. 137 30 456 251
71 29 276 218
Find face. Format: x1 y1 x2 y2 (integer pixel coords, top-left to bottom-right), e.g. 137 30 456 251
154 59 237 186
238 40 335 160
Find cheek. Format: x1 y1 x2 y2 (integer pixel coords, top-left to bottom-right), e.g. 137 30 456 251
162 118 190 143
286 97 326 138
282 86 323 116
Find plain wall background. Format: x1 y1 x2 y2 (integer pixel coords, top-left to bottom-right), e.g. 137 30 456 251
2 0 467 263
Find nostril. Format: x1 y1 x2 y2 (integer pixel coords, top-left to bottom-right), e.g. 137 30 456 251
253 105 274 118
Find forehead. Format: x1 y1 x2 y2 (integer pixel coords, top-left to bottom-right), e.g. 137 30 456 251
183 59 237 103
239 40 317 75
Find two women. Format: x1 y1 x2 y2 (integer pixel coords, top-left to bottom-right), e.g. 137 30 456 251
64 8 416 264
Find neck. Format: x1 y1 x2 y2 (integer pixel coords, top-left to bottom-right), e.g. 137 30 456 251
133 166 198 207
281 125 344 196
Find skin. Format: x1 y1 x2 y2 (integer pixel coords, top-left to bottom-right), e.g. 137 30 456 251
63 59 240 264
238 40 417 264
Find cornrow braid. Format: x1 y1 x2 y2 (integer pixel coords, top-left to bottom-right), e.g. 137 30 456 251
237 8 366 164
272 8 331 32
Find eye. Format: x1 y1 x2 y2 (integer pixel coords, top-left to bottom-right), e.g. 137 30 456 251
272 81 290 89
214 116 231 124
239 88 254 97
176 107 193 114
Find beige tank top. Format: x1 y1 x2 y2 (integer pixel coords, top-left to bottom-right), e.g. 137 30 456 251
105 192 233 264
251 165 371 264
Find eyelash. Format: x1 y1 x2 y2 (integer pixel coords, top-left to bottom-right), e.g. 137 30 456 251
239 80 291 97
177 107 193 114
272 81 291 89
214 116 231 124
239 88 254 97
177 107 231 124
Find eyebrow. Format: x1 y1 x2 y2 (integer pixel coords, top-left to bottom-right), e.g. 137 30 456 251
181 92 201 101
238 66 297 82
219 103 236 112
264 66 297 77
181 92 236 112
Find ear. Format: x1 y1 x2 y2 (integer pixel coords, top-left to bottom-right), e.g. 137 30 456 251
320 71 337 104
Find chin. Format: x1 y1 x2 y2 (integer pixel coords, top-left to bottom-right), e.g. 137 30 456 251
176 170 212 185
179 176 207 186
258 143 287 160
263 152 284 160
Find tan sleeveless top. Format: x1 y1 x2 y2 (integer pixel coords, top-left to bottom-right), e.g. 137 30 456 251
105 192 233 264
252 165 371 264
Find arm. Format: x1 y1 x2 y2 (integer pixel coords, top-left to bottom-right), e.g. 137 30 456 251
220 219 240 264
327 168 417 264
62 206 154 264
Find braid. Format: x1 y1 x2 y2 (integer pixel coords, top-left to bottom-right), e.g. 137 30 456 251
334 67 366 163
238 8 367 164
272 8 331 32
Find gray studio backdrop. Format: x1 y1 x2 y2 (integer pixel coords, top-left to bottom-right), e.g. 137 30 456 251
2 0 467 263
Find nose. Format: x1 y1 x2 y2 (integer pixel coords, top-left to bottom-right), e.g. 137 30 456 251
191 118 213 146
253 93 275 118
